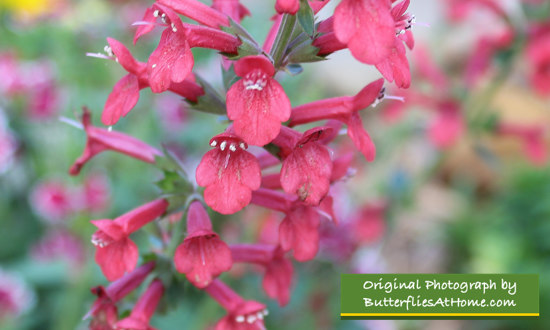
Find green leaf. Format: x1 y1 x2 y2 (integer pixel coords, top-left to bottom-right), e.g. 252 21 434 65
220 17 261 59
297 0 315 37
287 37 325 63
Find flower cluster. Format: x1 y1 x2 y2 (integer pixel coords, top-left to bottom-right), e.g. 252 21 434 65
74 0 418 328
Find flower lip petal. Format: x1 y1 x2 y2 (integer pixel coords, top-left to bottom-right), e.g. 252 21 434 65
153 3 185 32
234 55 275 77
297 126 334 146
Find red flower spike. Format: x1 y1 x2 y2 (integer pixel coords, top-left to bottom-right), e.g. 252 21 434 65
146 5 194 93
275 0 300 14
231 244 293 306
85 262 155 327
90 199 168 281
427 101 464 149
70 109 162 176
196 133 261 214
212 0 250 23
205 279 268 329
279 204 321 262
334 0 395 64
116 279 164 330
158 0 230 28
174 201 233 288
226 56 291 146
290 79 384 161
275 126 334 205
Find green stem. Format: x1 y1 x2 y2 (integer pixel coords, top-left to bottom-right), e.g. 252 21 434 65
270 14 297 69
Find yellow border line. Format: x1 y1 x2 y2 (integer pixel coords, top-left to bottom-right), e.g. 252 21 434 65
341 313 539 317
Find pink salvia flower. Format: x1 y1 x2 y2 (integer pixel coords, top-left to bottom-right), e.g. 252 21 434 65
334 0 395 64
212 0 250 22
69 108 162 176
226 55 291 146
30 180 74 224
273 126 333 205
205 279 268 330
275 0 300 14
526 27 550 96
86 262 155 330
174 201 233 288
290 79 385 161
147 4 194 93
158 0 230 28
91 199 168 281
231 244 293 306
115 279 164 330
251 189 332 262
196 132 261 214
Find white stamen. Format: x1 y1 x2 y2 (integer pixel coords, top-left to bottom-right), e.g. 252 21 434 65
210 140 217 147
59 116 84 130
85 52 112 60
152 64 157 68
263 309 269 316
171 23 177 33
239 142 246 150
108 126 113 132
246 315 256 324
257 312 264 320
229 143 237 152
220 141 227 151
153 10 159 17
235 316 245 323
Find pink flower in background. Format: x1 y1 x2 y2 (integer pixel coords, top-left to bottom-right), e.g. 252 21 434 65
231 244 293 306
0 53 23 95
30 180 74 224
334 0 395 64
275 0 300 14
427 101 464 148
115 279 164 330
205 280 268 330
0 269 35 320
196 132 261 214
86 262 155 330
526 25 550 96
352 201 386 244
174 201 232 288
498 123 548 165
212 0 250 22
155 94 188 132
79 173 110 213
226 55 291 146
31 229 85 267
90 199 168 281
69 108 162 176
0 121 17 174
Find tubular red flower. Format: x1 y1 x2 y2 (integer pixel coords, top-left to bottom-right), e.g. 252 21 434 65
230 244 293 306
212 0 250 23
116 279 164 330
174 201 233 288
158 0 230 28
205 280 268 329
273 126 334 205
226 55 291 146
196 133 261 214
69 109 162 176
275 0 300 14
290 79 384 161
90 199 168 281
334 0 395 64
85 262 155 328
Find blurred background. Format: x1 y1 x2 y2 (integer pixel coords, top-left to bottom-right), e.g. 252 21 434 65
0 0 549 329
